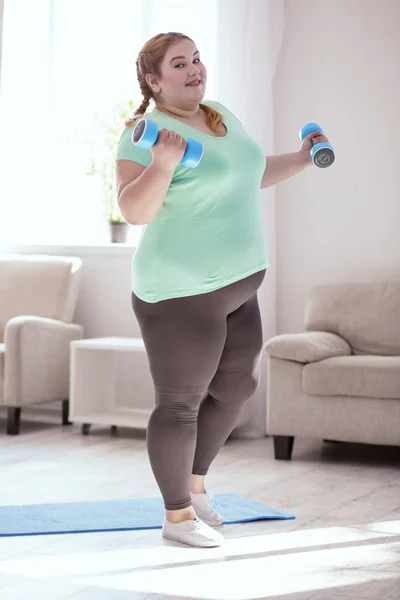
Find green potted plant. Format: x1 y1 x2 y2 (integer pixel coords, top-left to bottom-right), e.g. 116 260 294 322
87 99 136 243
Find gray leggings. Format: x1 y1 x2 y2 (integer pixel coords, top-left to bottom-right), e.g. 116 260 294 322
131 269 266 510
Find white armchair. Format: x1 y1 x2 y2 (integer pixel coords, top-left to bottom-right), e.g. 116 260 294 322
0 254 84 434
264 283 400 459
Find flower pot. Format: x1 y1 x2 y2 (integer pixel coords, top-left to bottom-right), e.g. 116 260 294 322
109 221 128 243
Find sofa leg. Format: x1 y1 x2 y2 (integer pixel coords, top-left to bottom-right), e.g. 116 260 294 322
7 408 21 435
273 435 295 460
62 399 72 426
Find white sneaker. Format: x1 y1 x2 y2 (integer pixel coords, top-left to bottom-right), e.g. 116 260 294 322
190 490 224 526
162 517 224 547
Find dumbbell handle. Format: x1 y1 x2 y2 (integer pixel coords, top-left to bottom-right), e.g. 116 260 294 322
299 122 335 168
132 119 204 168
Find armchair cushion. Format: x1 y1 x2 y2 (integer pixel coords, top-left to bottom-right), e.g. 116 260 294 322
264 331 352 364
303 355 400 399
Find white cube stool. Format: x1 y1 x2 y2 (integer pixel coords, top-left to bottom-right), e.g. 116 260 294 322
69 337 154 435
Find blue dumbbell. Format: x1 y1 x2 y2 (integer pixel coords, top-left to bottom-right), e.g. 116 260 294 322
299 122 335 168
132 119 204 168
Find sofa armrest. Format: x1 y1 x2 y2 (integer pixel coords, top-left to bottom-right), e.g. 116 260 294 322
4 316 83 406
264 331 352 364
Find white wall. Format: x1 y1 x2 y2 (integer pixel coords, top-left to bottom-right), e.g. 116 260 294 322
274 0 400 333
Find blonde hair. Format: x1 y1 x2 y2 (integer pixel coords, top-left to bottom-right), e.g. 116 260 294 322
125 32 224 135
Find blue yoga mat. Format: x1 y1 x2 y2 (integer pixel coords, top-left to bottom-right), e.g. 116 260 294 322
0 494 294 538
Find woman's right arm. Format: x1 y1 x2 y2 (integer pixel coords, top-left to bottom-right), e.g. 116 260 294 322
116 159 175 225
116 129 186 225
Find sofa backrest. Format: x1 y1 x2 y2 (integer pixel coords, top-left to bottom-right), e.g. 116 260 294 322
0 254 83 343
305 282 400 356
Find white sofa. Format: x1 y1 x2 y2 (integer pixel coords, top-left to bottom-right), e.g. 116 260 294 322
0 254 84 434
264 282 400 459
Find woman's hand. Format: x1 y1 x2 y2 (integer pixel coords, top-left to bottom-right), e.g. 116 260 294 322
150 129 187 171
299 130 330 164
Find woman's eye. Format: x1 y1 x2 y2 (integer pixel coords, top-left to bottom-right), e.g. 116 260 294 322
174 58 200 68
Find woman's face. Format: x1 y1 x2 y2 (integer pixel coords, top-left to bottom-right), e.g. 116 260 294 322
152 39 207 108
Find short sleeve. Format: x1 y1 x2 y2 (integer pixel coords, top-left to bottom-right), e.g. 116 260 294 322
115 126 152 167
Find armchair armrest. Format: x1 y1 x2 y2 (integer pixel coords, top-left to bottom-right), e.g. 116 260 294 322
264 331 352 364
4 316 83 406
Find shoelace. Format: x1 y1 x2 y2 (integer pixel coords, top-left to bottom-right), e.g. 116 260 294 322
188 519 202 531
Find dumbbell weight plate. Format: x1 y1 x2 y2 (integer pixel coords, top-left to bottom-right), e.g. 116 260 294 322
312 144 335 168
132 119 146 143
132 119 159 148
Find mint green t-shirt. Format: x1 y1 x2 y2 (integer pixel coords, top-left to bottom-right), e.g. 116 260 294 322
116 100 268 303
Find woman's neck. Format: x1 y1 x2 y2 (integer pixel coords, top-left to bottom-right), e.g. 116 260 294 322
155 103 202 121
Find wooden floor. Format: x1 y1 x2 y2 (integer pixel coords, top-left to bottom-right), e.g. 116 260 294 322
0 411 399 600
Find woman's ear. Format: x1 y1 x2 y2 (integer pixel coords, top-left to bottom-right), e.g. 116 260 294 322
145 73 161 94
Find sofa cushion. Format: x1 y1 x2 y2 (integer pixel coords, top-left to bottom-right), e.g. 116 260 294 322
303 355 400 399
305 283 400 356
0 343 4 403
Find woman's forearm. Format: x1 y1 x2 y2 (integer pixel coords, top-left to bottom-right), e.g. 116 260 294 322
118 159 175 225
261 151 311 189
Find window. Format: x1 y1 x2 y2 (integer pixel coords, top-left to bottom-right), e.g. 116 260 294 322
0 0 217 245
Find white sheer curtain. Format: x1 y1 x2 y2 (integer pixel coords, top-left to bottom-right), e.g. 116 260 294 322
215 0 284 437
0 0 3 91
0 0 217 245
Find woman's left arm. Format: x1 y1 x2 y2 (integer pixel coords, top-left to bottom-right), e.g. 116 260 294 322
261 130 330 189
